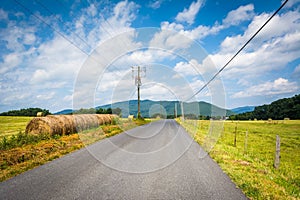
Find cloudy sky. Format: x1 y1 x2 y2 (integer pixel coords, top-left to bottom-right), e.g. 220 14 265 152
0 0 299 113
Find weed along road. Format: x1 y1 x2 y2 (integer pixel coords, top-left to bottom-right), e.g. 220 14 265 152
0 120 247 199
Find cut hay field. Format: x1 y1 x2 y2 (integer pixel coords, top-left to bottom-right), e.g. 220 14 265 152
177 119 300 200
0 116 33 139
0 116 150 182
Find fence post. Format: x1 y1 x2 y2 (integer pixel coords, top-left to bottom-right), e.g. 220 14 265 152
234 123 237 147
244 130 248 154
274 135 280 169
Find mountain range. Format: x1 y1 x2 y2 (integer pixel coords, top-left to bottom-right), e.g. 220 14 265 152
55 100 249 117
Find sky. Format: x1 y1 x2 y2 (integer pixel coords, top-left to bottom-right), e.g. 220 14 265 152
0 0 299 113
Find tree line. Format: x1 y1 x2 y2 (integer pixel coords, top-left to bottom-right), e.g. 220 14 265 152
73 107 122 115
0 107 122 117
229 94 300 120
0 108 51 116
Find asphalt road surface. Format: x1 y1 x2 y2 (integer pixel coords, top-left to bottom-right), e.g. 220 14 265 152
0 119 247 199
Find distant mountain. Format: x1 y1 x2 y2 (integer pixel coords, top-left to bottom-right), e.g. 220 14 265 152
97 100 235 118
231 106 255 114
54 109 73 115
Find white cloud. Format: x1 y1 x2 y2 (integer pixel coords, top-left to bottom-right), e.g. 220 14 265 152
0 8 8 21
149 28 194 50
36 91 55 100
222 4 254 26
209 8 300 83
163 4 254 42
175 0 204 25
283 0 300 8
0 53 22 74
148 0 165 9
174 59 203 76
232 78 298 98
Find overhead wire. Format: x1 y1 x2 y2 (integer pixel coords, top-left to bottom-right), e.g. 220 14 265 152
13 0 90 56
55 0 142 77
185 0 289 101
14 0 131 79
35 0 91 52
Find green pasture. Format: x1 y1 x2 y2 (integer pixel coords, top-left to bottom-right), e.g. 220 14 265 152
178 119 300 200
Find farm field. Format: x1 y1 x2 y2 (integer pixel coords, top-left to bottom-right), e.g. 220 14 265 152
0 116 150 182
0 116 33 139
178 119 300 200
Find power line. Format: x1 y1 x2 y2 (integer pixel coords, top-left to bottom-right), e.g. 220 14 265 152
13 0 130 79
186 0 289 101
35 0 91 52
55 0 143 76
13 0 90 56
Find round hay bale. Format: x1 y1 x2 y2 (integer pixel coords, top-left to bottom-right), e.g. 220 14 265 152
73 115 87 132
25 116 61 136
101 114 111 124
47 115 76 135
95 114 105 125
26 114 104 136
81 114 99 129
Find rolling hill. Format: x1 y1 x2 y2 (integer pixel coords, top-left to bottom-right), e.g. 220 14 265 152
97 100 235 118
231 106 255 114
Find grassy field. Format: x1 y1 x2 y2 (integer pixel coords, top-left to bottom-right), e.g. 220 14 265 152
0 116 33 139
177 119 300 200
0 116 150 182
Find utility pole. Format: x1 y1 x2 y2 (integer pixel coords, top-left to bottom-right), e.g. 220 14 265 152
180 101 184 121
175 103 177 118
132 66 146 119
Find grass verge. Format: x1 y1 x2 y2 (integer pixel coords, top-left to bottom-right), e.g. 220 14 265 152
0 117 150 182
177 119 300 200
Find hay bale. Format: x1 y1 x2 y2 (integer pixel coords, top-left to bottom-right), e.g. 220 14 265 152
128 115 134 121
36 112 43 117
25 114 115 136
25 116 61 135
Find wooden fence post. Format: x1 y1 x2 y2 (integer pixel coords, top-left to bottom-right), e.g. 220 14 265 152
274 135 280 169
244 130 248 154
234 123 237 147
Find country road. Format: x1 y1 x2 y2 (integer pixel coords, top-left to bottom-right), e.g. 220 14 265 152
0 119 247 199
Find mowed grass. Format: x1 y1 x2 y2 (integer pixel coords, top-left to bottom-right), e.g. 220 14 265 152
0 116 33 139
178 119 300 200
0 116 150 182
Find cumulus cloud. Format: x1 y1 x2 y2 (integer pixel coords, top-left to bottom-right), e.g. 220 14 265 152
175 0 204 25
213 10 300 82
163 4 254 42
222 4 254 26
232 78 298 98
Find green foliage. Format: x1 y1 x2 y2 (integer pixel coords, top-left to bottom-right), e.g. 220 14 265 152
73 107 116 114
230 94 300 120
95 107 112 114
0 132 52 150
0 108 51 117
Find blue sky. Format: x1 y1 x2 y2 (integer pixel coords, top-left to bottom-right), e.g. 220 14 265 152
0 0 299 113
